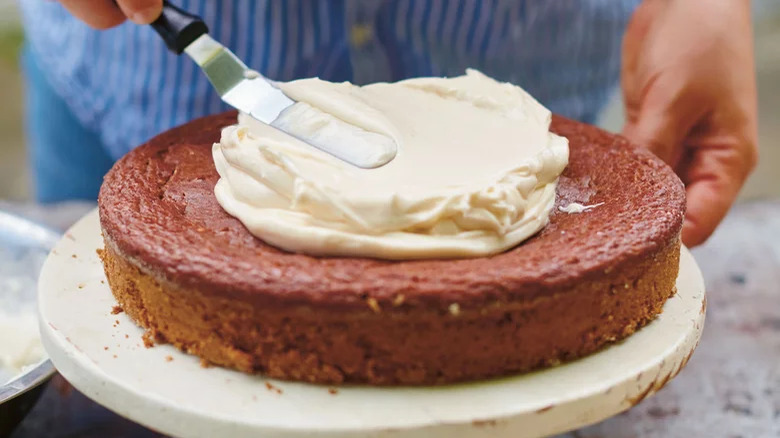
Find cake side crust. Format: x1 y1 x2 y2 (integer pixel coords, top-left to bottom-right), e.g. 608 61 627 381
100 234 681 385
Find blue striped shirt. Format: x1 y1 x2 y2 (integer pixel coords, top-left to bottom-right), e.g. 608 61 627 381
21 0 639 160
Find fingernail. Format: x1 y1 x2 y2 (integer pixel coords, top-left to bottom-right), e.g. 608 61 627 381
130 6 161 24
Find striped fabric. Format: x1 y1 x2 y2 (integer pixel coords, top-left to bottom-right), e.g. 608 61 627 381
20 0 640 159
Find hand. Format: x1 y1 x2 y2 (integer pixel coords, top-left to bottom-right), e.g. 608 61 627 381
59 0 163 29
621 0 758 247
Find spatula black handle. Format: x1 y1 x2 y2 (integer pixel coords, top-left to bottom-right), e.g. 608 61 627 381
150 1 209 54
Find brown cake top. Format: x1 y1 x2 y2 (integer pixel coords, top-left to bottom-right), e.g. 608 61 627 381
99 112 685 311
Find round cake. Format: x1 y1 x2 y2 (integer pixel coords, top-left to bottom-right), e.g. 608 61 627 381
98 111 685 386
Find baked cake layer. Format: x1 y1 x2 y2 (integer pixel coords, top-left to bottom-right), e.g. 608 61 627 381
98 112 685 385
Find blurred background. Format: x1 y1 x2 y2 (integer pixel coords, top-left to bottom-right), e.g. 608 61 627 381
0 0 778 200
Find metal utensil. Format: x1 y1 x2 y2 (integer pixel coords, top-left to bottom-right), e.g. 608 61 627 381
0 211 59 436
149 1 396 169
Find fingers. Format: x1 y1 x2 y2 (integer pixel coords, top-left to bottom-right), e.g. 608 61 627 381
621 73 704 167
622 72 755 247
58 0 162 29
682 173 736 247
59 0 125 29
679 133 757 247
115 0 163 24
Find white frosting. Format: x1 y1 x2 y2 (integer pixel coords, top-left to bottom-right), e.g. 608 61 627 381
213 69 569 259
0 311 44 383
559 202 605 214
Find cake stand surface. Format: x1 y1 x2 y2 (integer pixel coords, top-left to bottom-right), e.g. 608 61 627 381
38 210 706 438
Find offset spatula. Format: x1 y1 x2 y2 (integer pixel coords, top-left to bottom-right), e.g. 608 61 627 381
147 1 396 168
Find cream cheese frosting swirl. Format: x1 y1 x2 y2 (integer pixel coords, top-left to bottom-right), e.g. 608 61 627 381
212 69 569 259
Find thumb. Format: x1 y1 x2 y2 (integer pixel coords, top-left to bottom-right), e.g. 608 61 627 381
680 131 757 247
682 174 735 247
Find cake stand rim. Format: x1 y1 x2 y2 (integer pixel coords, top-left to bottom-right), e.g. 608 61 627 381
38 209 706 438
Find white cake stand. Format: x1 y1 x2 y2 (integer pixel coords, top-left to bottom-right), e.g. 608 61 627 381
38 210 706 438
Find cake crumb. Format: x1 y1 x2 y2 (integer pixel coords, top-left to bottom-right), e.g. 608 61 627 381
113 354 118 359
328 387 339 395
472 419 498 427
392 294 406 307
366 297 381 313
165 355 174 362
104 346 109 351
125 334 129 339
448 303 461 316
142 332 155 348
115 320 120 325
71 254 78 259
265 381 283 394
77 283 86 289
111 306 124 315
535 405 554 414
